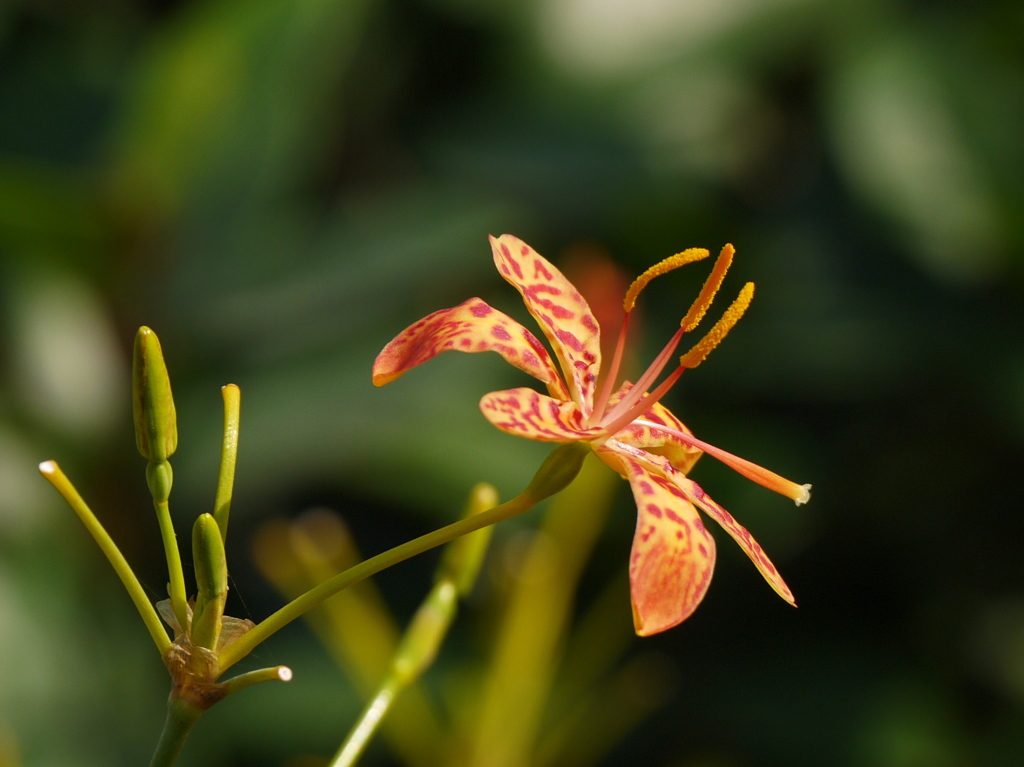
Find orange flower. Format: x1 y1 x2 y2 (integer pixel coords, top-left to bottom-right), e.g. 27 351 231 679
373 235 810 634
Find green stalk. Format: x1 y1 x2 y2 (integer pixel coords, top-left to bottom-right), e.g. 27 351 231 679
149 696 202 767
331 483 494 767
220 666 293 697
213 384 240 540
331 579 460 767
220 492 533 672
133 326 189 632
218 443 588 673
153 496 189 633
38 461 170 655
331 678 401 767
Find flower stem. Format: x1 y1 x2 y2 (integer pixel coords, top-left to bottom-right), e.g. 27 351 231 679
154 497 190 633
218 443 588 673
220 666 293 697
219 492 533 672
38 461 170 656
334 576 457 763
149 695 202 767
330 678 401 767
213 384 240 540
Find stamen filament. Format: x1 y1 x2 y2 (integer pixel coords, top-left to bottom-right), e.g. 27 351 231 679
600 366 684 437
680 243 735 332
634 419 811 504
590 312 631 425
679 282 754 369
600 327 683 426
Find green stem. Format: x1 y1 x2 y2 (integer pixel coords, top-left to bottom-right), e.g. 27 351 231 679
220 665 293 697
330 678 401 767
154 498 190 633
213 384 240 541
149 695 202 767
331 577 461 767
38 461 170 656
219 492 534 672
218 442 589 673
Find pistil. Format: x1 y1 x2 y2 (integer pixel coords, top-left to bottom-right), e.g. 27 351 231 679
633 419 812 504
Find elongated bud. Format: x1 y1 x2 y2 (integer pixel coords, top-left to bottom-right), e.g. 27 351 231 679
191 513 228 651
133 327 178 463
524 442 589 503
194 513 228 598
437 483 498 596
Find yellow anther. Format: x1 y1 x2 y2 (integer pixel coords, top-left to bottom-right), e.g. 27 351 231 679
623 248 710 313
680 243 735 332
678 282 754 369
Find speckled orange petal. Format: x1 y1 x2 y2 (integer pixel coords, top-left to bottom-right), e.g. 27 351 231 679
490 235 601 414
605 441 795 607
600 447 716 635
681 475 796 606
604 382 703 474
372 298 569 399
479 387 599 442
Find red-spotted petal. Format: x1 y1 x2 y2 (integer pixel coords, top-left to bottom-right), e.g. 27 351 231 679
601 448 716 635
603 440 795 607
479 387 600 443
681 475 796 606
489 235 601 414
605 382 703 474
372 298 569 399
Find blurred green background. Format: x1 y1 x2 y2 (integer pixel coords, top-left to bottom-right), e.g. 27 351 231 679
2 0 1024 765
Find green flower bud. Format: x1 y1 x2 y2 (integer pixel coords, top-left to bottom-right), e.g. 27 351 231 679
133 326 177 463
191 513 227 651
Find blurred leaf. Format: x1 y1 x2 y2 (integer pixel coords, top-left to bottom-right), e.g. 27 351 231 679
251 510 445 767
857 682 968 767
110 0 373 220
826 31 1005 282
7 265 125 437
466 456 624 767
0 156 103 256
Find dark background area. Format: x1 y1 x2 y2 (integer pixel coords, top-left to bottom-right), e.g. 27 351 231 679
2 0 1024 765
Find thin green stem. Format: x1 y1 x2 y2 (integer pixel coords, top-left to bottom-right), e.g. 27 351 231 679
149 695 202 767
218 492 535 673
219 442 588 673
154 498 190 633
220 665 293 697
38 461 170 656
331 578 460 767
213 384 240 541
330 678 401 767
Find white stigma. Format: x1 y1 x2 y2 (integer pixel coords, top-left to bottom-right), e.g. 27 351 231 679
795 484 812 506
